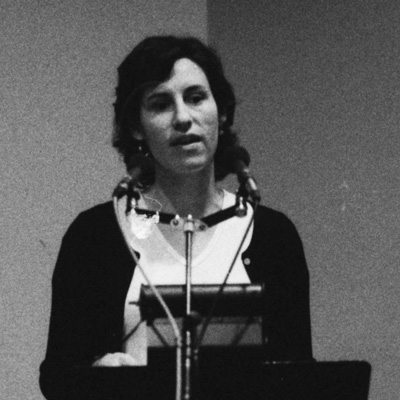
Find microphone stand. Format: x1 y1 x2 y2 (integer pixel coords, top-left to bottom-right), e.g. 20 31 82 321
180 188 257 400
182 215 201 400
183 215 194 400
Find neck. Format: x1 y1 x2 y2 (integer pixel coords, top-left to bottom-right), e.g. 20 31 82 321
146 168 222 218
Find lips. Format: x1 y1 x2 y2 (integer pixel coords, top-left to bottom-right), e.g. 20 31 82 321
170 134 202 147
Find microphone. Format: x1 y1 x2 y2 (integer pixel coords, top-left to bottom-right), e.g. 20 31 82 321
222 146 261 202
113 153 154 199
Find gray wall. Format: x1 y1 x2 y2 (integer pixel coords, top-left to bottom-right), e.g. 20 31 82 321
208 1 400 399
0 1 207 399
2 1 399 399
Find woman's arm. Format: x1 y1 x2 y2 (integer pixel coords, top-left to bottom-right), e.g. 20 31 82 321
243 206 313 361
40 204 135 399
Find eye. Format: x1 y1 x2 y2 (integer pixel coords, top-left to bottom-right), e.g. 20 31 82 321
147 99 170 112
143 93 172 113
186 90 207 105
192 93 206 104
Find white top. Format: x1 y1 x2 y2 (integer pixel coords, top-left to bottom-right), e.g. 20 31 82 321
119 190 254 365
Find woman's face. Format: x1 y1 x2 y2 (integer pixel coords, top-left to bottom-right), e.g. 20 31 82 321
135 58 220 178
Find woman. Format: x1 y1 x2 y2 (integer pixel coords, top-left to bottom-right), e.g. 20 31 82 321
40 36 313 399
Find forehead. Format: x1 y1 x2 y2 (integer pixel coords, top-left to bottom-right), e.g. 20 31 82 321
147 58 210 95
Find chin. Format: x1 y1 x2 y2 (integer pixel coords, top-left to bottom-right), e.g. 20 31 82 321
173 159 214 176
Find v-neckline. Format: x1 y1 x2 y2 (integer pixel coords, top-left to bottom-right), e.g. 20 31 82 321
147 191 231 266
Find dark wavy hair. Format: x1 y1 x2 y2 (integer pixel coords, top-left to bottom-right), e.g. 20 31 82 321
112 35 238 186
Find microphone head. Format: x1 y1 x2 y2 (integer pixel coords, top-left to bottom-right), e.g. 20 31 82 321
222 145 250 173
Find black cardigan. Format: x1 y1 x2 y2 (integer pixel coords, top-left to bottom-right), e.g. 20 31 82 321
40 201 313 399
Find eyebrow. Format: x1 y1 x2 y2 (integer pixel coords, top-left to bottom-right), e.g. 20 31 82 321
143 92 168 104
144 84 209 103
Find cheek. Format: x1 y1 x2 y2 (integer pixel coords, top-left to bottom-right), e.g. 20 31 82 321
205 112 219 151
140 114 169 145
144 129 166 157
203 103 219 131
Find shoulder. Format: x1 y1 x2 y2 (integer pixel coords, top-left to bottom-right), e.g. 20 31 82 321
74 201 115 224
247 204 306 267
253 203 286 221
244 203 308 282
66 201 115 234
54 201 131 279
252 203 301 241
58 201 121 251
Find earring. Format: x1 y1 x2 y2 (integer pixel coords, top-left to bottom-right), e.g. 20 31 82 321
137 141 151 158
219 115 227 136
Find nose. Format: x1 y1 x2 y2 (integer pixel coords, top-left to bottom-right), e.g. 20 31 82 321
172 100 192 132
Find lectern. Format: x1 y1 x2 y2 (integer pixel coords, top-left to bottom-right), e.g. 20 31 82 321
69 283 371 400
